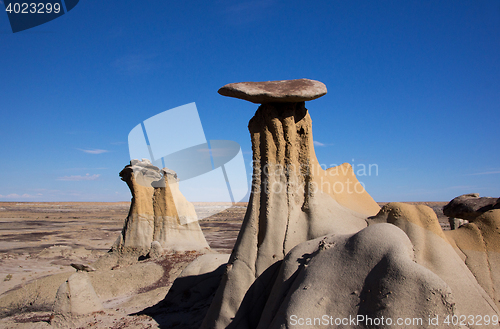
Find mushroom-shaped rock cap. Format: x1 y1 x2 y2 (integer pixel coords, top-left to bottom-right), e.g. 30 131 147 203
218 78 327 104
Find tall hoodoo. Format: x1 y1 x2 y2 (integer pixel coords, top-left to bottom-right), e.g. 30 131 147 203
114 159 209 254
202 79 380 328
116 159 159 252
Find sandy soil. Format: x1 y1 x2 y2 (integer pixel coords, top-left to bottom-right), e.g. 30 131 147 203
0 202 246 328
0 201 447 328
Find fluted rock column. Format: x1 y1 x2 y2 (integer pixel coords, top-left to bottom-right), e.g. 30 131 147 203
153 168 210 251
115 159 159 252
114 159 209 254
202 79 380 329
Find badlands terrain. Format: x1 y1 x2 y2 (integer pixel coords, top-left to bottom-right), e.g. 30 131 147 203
2 79 498 329
0 202 246 328
0 201 447 328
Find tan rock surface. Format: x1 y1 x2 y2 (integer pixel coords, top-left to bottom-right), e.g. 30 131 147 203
0 202 244 328
368 203 499 324
54 272 103 315
153 168 209 252
115 159 159 252
202 87 380 328
445 209 500 308
115 160 209 253
257 224 460 329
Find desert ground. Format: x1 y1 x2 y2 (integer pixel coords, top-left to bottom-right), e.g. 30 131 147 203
0 201 448 328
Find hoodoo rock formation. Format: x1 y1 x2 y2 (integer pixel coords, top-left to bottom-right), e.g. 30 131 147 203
202 79 380 328
197 79 500 329
114 159 209 254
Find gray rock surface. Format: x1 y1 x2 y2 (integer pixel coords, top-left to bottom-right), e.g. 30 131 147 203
252 204 500 329
54 272 103 315
148 241 164 259
218 78 327 104
368 203 500 323
257 224 459 329
448 217 468 230
139 254 230 329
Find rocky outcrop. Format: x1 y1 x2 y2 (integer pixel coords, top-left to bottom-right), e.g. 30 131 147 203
198 79 500 329
54 272 103 315
114 159 209 254
139 254 230 329
445 209 500 309
368 203 499 321
443 193 500 221
257 224 458 329
252 203 500 328
202 79 380 329
153 168 209 251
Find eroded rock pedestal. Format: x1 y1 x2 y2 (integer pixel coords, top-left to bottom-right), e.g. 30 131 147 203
113 159 209 254
200 79 500 329
202 79 380 328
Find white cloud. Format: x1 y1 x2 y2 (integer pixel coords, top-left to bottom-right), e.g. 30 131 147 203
0 193 41 199
469 171 500 176
113 54 157 74
313 141 325 147
57 174 100 181
446 185 476 190
64 167 108 171
77 148 109 154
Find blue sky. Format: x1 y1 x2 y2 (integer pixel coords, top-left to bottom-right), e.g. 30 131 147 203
0 0 499 202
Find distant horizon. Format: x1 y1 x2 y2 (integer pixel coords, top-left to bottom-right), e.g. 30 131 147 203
0 199 463 204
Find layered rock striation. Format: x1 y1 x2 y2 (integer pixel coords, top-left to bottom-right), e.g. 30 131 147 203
202 79 380 328
445 208 500 309
199 79 500 329
114 159 209 254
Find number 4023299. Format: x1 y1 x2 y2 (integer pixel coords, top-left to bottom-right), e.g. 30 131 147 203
5 2 61 14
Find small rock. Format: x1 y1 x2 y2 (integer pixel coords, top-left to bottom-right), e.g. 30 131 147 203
54 272 103 315
448 217 468 230
148 241 164 259
70 263 96 272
